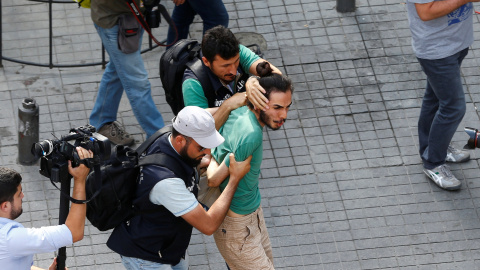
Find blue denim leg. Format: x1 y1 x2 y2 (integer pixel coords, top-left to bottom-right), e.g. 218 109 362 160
417 48 468 169
166 0 229 46
121 255 189 270
90 24 164 137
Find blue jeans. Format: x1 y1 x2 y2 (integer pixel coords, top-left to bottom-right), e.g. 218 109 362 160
417 48 468 169
90 24 165 138
166 0 229 46
121 255 189 270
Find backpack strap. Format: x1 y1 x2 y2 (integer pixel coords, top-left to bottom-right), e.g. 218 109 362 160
136 126 173 155
187 59 216 109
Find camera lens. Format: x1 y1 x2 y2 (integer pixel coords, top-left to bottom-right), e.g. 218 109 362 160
31 140 54 159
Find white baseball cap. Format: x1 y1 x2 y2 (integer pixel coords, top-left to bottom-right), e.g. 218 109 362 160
172 106 224 149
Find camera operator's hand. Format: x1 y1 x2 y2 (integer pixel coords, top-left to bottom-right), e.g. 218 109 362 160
47 257 68 270
65 147 92 243
68 147 93 181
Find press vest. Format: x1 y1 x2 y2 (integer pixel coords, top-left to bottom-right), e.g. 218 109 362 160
106 133 198 265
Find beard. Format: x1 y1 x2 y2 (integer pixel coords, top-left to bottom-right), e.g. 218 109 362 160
179 145 203 168
259 111 286 130
10 205 23 220
222 73 236 83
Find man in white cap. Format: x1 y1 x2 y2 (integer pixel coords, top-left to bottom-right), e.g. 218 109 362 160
107 106 252 270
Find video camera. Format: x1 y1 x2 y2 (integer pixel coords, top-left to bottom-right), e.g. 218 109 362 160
32 125 111 182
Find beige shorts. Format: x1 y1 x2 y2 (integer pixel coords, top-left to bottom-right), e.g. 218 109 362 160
213 207 274 270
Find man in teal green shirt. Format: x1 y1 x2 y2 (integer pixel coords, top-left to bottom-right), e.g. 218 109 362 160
206 72 293 270
182 25 282 130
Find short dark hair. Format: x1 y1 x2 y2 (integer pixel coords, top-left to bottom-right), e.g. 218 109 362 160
202 25 240 63
171 125 181 138
247 74 294 110
0 167 22 204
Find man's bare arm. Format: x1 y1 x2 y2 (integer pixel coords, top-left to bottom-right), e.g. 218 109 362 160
64 147 92 243
211 92 247 130
206 156 229 187
182 154 252 235
415 0 479 21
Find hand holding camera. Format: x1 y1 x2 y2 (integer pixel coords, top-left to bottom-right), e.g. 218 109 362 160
68 147 94 183
32 124 111 183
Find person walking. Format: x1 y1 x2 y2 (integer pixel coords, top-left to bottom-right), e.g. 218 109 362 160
406 0 478 190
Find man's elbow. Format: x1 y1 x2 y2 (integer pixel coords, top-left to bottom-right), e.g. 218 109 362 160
417 13 434 21
415 4 436 21
200 227 216 236
207 177 220 187
72 232 84 243
207 181 219 188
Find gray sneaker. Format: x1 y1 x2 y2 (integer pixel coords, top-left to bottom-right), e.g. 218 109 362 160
423 164 461 190
446 144 470 163
98 121 134 146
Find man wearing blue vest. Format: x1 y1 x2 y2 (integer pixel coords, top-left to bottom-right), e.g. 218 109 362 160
107 106 252 270
406 0 478 190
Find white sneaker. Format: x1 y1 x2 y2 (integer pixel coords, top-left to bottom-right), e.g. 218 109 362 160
446 144 470 163
423 164 461 191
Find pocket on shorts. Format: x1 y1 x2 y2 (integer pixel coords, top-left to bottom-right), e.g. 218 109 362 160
226 224 253 253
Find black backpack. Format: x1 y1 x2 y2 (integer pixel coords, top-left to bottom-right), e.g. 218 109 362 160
159 39 214 115
85 126 188 231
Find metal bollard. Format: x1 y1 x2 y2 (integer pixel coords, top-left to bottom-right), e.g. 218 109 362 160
336 0 355 12
18 98 39 165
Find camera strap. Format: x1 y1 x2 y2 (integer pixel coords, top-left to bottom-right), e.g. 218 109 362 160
124 0 178 47
49 163 102 204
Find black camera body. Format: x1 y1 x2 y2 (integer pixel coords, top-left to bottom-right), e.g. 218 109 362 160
32 125 111 182
144 0 161 28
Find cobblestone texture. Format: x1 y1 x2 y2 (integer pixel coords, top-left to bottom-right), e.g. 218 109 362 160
2 0 480 269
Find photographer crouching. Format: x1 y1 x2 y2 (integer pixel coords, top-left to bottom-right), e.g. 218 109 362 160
0 147 93 270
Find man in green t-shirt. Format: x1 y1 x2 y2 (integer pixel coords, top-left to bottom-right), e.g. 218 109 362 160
182 25 282 130
206 73 293 270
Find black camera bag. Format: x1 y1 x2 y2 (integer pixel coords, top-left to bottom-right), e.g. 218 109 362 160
85 126 188 231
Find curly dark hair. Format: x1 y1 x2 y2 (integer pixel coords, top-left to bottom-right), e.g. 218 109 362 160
256 61 273 77
0 167 22 204
201 25 240 63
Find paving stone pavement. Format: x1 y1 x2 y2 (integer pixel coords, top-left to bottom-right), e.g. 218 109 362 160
3 0 480 269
